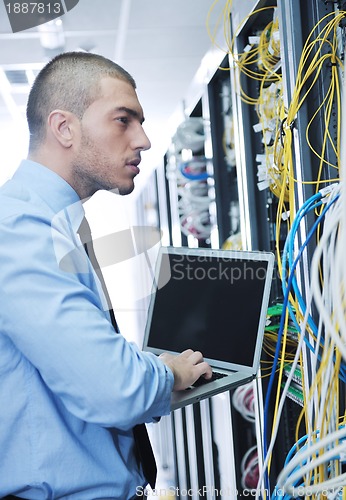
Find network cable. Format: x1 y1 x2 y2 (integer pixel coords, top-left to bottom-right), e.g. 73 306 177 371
259 191 340 499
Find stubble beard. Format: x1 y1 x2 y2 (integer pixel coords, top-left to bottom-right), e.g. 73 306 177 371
71 135 134 199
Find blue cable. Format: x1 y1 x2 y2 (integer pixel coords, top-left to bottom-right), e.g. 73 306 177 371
281 196 321 334
271 426 346 498
281 193 346 381
287 201 321 327
263 195 321 493
179 160 210 180
262 194 339 496
271 425 346 500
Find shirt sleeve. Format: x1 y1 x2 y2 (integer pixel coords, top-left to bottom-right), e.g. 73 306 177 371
0 212 174 430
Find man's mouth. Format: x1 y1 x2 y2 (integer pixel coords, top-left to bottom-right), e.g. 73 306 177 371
126 159 141 175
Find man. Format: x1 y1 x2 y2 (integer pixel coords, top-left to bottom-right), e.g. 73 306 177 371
0 52 212 499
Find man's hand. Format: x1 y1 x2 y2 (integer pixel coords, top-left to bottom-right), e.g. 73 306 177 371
159 349 213 391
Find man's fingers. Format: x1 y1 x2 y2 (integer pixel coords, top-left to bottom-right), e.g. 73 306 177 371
196 361 213 380
183 350 212 380
159 348 213 391
188 351 212 376
180 349 194 358
187 350 203 364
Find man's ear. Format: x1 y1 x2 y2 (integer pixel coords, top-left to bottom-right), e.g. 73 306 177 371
48 109 78 148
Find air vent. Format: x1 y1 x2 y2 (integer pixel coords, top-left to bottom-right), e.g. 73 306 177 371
5 70 29 85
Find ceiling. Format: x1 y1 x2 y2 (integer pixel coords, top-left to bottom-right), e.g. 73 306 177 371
0 0 224 190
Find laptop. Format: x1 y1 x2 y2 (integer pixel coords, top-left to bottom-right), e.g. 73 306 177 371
142 246 275 411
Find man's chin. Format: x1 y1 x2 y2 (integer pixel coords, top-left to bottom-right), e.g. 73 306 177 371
109 183 134 196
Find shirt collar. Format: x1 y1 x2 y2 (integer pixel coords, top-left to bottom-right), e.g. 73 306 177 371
13 159 85 232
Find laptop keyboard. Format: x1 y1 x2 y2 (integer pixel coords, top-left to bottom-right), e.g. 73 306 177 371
192 371 228 387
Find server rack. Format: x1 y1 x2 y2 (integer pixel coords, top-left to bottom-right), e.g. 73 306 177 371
229 0 343 492
149 0 344 496
152 48 261 497
208 56 240 248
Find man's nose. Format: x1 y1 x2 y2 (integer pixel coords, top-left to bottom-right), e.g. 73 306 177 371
134 125 151 151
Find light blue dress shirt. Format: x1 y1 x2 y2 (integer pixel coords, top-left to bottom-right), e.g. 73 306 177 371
0 160 174 499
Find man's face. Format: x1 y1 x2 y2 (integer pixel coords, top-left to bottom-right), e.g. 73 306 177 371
72 76 151 198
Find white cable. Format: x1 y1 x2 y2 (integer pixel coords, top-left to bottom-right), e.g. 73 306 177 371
232 383 256 422
310 196 346 359
277 426 346 482
278 435 346 495
274 192 345 497
255 188 340 497
241 446 259 490
255 299 310 499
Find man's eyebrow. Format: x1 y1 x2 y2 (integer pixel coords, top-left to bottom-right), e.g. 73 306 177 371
114 106 145 124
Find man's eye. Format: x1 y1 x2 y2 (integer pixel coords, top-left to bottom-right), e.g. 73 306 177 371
117 116 128 124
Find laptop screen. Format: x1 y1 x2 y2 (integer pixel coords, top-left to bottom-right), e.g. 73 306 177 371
144 247 274 372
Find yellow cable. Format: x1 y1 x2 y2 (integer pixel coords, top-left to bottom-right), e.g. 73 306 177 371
206 6 345 494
